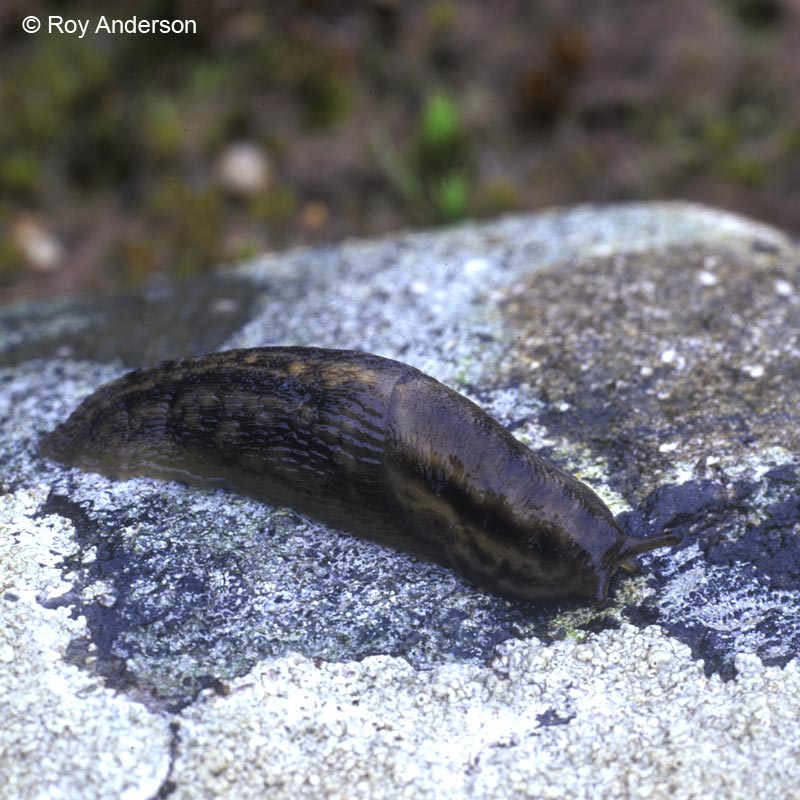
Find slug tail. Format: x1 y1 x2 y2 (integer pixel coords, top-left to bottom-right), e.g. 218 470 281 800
39 423 74 464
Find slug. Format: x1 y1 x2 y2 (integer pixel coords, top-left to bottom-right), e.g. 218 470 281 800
40 347 677 602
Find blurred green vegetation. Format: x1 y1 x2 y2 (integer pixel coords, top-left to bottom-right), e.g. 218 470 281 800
374 92 471 223
1 0 799 301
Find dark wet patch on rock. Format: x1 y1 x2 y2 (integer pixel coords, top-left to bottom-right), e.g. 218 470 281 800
31 487 510 706
621 471 800 679
707 468 800 593
619 479 753 538
0 274 260 369
35 480 634 709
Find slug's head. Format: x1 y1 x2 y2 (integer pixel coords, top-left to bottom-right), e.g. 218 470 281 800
446 511 629 603
489 448 684 602
439 461 682 603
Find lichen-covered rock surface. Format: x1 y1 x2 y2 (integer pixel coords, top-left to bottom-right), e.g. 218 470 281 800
2 202 798 799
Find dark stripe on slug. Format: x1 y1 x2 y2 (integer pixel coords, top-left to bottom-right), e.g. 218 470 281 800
389 443 565 560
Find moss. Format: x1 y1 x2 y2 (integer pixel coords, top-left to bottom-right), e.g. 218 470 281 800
702 119 739 152
430 173 468 222
8 37 112 145
411 93 473 223
295 71 353 131
427 1 458 33
185 61 226 95
113 236 160 288
140 95 185 159
248 185 298 225
0 153 42 199
209 106 254 149
477 179 522 216
0 239 24 286
720 154 767 187
415 93 466 176
722 0 784 30
145 182 224 278
277 39 356 131
779 125 800 155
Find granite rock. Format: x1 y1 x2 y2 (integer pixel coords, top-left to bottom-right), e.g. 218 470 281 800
2 202 798 798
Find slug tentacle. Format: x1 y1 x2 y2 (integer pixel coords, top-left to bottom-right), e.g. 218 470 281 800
617 531 683 574
40 347 678 602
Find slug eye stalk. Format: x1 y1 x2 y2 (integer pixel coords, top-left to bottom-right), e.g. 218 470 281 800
617 532 683 574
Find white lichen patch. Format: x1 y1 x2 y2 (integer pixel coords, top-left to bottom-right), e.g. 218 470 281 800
652 447 795 490
172 625 800 800
0 487 172 800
